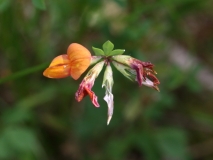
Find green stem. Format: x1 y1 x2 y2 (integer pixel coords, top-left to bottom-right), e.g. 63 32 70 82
0 63 48 84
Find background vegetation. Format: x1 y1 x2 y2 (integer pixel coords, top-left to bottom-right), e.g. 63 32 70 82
1 0 213 159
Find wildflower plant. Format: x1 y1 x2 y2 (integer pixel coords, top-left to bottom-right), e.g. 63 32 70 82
43 41 160 125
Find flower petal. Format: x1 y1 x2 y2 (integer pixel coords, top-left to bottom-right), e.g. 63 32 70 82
131 62 143 86
43 65 71 78
49 55 70 67
70 58 91 80
43 55 71 78
142 78 160 91
112 55 160 90
67 43 92 80
85 87 99 107
67 43 91 61
102 65 114 125
75 61 105 107
104 91 114 125
75 85 99 107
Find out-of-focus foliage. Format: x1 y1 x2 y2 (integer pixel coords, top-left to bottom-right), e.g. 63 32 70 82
31 0 46 10
0 0 213 159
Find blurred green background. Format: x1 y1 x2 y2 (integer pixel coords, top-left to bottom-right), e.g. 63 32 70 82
1 0 213 159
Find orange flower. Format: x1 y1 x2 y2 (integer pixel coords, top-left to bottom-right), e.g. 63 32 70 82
43 43 91 80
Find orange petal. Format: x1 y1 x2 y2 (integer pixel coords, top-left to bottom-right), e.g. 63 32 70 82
43 65 71 78
67 43 91 61
49 55 70 67
67 43 91 80
70 58 91 80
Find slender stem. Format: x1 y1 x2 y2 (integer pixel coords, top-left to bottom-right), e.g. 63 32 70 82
0 63 48 84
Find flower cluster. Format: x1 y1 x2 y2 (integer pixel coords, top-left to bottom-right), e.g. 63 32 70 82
43 41 160 125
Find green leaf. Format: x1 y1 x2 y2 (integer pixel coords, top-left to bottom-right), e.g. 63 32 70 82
108 49 125 56
103 40 114 56
31 0 46 10
92 47 105 56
